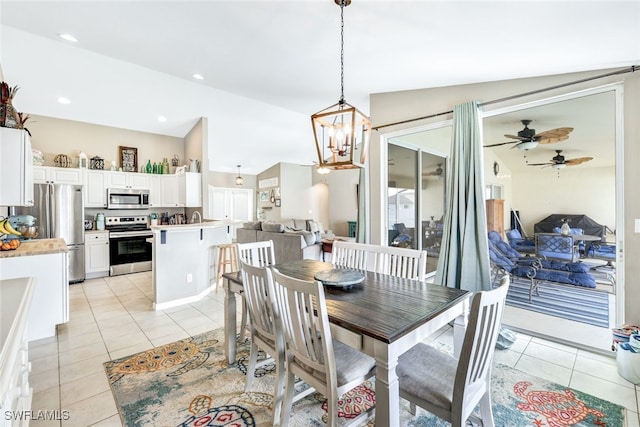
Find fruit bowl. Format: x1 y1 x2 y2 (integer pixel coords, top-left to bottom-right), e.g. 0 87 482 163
1 239 21 251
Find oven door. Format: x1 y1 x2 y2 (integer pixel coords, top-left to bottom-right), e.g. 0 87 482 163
109 230 153 275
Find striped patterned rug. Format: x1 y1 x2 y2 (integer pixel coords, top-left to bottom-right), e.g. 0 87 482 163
505 279 609 328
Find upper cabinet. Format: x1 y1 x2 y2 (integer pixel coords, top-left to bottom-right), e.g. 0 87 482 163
106 171 149 190
148 173 201 208
0 128 33 207
33 166 82 185
83 170 107 208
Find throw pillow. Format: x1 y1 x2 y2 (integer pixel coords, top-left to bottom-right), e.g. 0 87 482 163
262 222 285 233
293 218 310 230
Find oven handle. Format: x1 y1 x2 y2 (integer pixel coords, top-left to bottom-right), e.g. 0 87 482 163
109 231 154 238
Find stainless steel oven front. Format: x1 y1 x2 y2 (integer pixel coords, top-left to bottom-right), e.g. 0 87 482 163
108 229 153 276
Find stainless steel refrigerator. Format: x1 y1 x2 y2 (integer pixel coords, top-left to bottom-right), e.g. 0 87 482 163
15 184 85 283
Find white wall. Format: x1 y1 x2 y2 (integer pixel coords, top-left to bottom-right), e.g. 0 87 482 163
511 166 615 236
313 168 359 237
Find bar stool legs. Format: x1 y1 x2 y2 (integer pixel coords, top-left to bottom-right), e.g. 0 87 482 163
215 243 248 340
216 243 238 292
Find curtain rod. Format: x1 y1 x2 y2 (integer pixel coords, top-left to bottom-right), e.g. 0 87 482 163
372 65 639 131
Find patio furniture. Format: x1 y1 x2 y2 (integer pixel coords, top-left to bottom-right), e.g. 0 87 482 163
506 229 535 254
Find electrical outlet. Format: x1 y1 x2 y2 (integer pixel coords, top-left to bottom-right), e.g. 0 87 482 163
186 273 193 283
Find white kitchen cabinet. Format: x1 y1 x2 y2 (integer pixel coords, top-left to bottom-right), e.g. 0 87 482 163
33 165 83 185
0 278 35 427
0 246 69 341
0 127 33 206
83 169 107 207
106 171 150 190
148 175 162 208
85 231 110 278
161 174 182 207
183 172 202 207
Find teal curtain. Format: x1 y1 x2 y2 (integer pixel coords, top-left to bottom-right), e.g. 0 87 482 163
356 167 367 243
435 101 491 292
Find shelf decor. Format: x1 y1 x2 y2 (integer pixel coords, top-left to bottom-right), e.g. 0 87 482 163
119 146 138 172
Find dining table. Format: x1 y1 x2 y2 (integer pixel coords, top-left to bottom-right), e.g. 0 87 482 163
222 259 471 427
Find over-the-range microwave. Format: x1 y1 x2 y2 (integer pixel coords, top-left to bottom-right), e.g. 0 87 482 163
107 188 150 210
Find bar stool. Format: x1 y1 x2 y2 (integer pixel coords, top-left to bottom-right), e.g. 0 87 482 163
216 243 238 291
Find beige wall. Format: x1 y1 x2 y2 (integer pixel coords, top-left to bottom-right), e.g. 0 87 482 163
312 168 359 237
370 68 640 325
27 115 184 171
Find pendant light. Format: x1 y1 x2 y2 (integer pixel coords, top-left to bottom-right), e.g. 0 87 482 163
311 0 371 170
235 165 244 186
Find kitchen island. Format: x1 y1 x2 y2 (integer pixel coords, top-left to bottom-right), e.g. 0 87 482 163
0 238 69 341
150 221 237 310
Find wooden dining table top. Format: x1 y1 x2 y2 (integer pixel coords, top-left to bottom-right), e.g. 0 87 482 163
224 259 470 345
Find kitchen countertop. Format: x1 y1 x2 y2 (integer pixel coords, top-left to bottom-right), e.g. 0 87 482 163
0 238 68 259
151 220 242 232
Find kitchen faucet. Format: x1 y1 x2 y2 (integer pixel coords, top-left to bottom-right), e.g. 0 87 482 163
191 210 202 224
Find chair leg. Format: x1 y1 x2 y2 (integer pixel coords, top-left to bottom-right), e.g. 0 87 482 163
272 354 286 425
326 391 338 427
280 369 296 427
244 340 259 392
240 298 249 340
478 391 495 427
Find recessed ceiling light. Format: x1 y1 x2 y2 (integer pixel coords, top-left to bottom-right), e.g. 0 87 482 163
57 97 71 104
157 115 167 122
192 74 204 80
58 33 78 42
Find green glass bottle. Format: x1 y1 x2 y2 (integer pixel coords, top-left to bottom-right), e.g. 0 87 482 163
162 158 169 174
146 160 152 173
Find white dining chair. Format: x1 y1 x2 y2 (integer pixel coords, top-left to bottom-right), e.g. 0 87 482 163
331 240 378 272
396 275 510 427
270 268 376 427
236 240 276 339
237 240 276 267
375 245 427 281
239 261 285 424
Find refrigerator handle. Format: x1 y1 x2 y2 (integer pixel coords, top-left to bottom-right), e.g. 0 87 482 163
47 183 54 239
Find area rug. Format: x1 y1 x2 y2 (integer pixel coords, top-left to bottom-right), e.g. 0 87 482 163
104 328 626 426
505 278 609 328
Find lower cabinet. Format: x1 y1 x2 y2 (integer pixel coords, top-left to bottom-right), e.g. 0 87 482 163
85 231 110 278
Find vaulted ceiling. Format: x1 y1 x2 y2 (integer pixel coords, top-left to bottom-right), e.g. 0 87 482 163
1 1 638 174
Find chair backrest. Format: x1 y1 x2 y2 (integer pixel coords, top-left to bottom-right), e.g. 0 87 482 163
374 245 427 281
239 261 281 349
535 233 579 262
237 240 276 267
270 268 337 393
331 241 378 272
454 276 509 416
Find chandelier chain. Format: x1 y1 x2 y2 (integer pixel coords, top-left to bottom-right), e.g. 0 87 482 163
339 0 345 104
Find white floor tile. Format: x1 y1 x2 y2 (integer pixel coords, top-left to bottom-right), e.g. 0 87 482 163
573 352 635 389
60 371 111 407
522 341 577 369
627 410 640 427
570 370 637 410
514 354 572 386
59 354 110 385
61 390 118 427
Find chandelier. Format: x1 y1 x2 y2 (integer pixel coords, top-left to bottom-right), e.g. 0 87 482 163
311 0 371 171
235 164 244 186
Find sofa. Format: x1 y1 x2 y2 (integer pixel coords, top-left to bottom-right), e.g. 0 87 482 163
236 219 322 263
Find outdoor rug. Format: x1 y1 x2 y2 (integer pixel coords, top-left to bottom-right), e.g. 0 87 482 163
505 278 609 328
104 328 626 426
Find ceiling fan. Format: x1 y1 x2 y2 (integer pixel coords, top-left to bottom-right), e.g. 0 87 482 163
484 119 574 151
528 150 593 169
423 163 444 177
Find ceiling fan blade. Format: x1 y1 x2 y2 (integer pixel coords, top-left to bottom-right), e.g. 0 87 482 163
534 127 574 139
565 156 594 166
484 140 519 148
527 162 554 166
504 134 528 141
537 134 571 144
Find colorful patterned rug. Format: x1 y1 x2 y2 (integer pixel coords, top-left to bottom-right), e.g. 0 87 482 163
104 328 626 426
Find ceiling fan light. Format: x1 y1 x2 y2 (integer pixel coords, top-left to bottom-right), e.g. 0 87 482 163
517 141 538 151
552 163 566 170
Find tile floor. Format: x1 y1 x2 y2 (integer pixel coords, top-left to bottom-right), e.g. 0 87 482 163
27 272 640 426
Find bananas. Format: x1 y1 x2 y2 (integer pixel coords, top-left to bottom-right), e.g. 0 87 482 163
0 218 21 236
